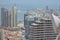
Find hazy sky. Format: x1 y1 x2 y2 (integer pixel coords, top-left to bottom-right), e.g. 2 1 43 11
0 0 60 10
0 0 60 22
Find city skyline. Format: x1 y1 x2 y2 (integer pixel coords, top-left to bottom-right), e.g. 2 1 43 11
0 6 60 25
0 0 60 24
0 0 60 40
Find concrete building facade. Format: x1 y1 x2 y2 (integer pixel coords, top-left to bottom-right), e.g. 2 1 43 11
1 7 9 27
10 6 17 27
1 6 17 27
29 18 57 40
24 10 57 40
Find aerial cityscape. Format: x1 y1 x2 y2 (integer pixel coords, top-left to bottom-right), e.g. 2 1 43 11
0 0 60 40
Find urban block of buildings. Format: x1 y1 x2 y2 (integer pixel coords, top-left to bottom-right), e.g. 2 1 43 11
0 6 60 40
24 9 60 40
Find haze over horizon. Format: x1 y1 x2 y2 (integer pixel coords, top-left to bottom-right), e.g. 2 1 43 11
0 0 60 10
0 0 60 24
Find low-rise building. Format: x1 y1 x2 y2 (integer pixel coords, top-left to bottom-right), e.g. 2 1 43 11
0 27 22 40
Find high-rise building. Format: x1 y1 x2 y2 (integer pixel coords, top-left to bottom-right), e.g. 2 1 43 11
24 11 36 39
24 10 57 40
46 6 49 10
29 18 57 40
10 6 17 27
1 6 17 27
1 7 9 27
59 6 60 11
